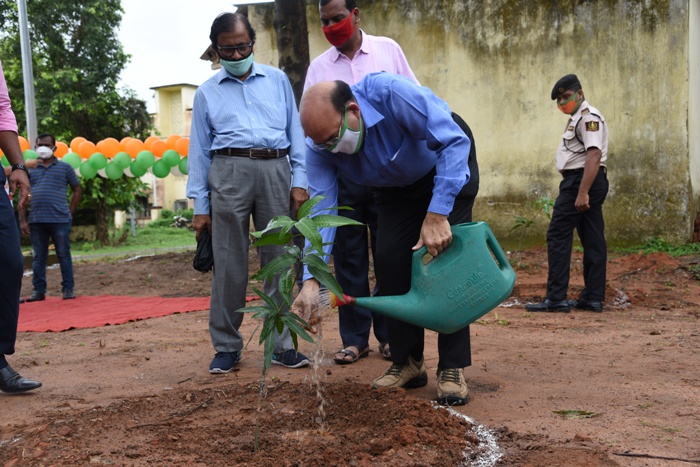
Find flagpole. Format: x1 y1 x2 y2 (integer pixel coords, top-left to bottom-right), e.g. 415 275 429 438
17 0 37 147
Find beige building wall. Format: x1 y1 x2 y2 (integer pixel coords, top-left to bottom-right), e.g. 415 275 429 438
149 84 197 213
250 0 697 246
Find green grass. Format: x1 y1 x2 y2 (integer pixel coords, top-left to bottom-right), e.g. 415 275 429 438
615 237 700 257
22 225 196 260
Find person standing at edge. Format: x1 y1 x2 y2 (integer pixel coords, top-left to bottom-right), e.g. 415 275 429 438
19 133 81 302
304 0 419 365
525 74 609 313
187 13 311 374
293 74 474 406
0 60 42 393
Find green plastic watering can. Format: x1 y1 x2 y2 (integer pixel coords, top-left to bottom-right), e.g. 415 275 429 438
331 222 516 334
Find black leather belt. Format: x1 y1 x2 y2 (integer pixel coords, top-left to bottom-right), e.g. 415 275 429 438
212 148 288 159
562 166 606 178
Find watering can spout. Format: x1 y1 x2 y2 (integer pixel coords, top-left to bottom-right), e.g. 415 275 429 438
329 222 516 334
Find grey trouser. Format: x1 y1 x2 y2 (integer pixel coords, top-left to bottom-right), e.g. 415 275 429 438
208 155 293 353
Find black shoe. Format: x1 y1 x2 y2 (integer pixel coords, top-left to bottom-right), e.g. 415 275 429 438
19 298 25 304
63 290 76 300
26 291 45 302
569 299 603 312
524 298 570 312
0 365 42 393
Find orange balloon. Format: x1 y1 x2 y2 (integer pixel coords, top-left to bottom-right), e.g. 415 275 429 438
166 134 181 150
70 137 86 154
120 137 133 151
144 135 160 150
18 136 29 151
78 140 97 158
102 138 121 158
125 138 145 158
150 139 168 157
175 137 189 156
96 139 106 154
55 141 69 157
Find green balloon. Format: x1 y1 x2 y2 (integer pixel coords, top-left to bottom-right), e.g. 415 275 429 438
178 156 188 175
162 149 180 167
130 160 147 177
136 150 155 168
1 155 9 167
113 151 131 169
89 152 108 170
105 162 123 180
79 161 97 179
62 152 82 169
152 159 170 178
23 149 38 160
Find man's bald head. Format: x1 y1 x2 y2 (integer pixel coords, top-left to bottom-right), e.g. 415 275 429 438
300 80 357 147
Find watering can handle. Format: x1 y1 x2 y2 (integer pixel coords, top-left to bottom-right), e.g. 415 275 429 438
486 230 510 271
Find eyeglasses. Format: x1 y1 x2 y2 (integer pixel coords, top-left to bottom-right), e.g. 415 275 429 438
312 116 344 151
216 42 254 60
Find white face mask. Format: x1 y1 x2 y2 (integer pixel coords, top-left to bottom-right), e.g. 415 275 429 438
328 107 364 154
36 146 54 160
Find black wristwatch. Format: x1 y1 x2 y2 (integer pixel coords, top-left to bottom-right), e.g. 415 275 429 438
11 163 30 178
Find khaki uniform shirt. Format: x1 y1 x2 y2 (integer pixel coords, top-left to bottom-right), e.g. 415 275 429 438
555 100 608 172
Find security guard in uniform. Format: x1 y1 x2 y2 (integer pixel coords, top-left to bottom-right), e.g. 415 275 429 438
526 74 609 313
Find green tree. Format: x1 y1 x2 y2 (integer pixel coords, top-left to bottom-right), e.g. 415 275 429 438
0 0 152 142
0 0 154 245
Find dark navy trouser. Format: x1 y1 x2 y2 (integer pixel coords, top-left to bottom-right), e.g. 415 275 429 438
0 171 24 358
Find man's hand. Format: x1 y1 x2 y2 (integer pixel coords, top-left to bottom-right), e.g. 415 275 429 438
290 187 309 218
8 169 31 212
575 193 590 211
19 219 30 237
192 214 212 240
412 212 452 256
291 279 320 331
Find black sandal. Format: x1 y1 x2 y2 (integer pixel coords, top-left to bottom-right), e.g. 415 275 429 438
334 346 370 365
379 342 392 360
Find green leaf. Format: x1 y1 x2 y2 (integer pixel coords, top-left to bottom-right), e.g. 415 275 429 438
258 215 295 235
251 231 294 247
296 216 324 255
304 254 344 298
251 286 280 311
310 214 364 229
278 269 295 308
297 195 325 220
263 330 276 371
252 253 297 281
280 313 315 343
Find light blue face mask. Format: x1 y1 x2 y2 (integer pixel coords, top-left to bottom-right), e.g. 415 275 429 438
220 53 254 77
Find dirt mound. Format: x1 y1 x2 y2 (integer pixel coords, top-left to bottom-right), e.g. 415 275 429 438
1 382 493 466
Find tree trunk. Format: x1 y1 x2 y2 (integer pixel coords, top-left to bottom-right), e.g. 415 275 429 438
95 196 109 246
273 0 310 106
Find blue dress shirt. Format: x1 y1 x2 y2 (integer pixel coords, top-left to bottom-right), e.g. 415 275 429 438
304 72 471 276
187 63 307 215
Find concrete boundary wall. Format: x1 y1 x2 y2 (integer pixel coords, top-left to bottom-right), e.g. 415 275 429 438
250 0 697 247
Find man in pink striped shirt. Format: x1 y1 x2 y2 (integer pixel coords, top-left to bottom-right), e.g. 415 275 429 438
0 60 42 393
304 0 418 367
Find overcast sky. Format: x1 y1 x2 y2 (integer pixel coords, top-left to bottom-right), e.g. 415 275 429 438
118 0 272 113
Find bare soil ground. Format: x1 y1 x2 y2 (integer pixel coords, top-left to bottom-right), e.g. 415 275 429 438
1 247 699 466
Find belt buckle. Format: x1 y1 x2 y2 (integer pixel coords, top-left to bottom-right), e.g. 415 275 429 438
250 149 272 159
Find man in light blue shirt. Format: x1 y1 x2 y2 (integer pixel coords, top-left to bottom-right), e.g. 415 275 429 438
293 73 475 405
187 13 310 374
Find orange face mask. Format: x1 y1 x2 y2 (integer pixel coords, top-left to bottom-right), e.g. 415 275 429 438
557 93 580 115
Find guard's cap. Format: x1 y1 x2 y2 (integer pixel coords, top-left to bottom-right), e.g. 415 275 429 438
551 74 581 100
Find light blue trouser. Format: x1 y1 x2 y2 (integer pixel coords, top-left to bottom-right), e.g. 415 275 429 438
208 155 293 354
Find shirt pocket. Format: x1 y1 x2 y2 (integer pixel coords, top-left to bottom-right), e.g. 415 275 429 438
257 100 287 131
